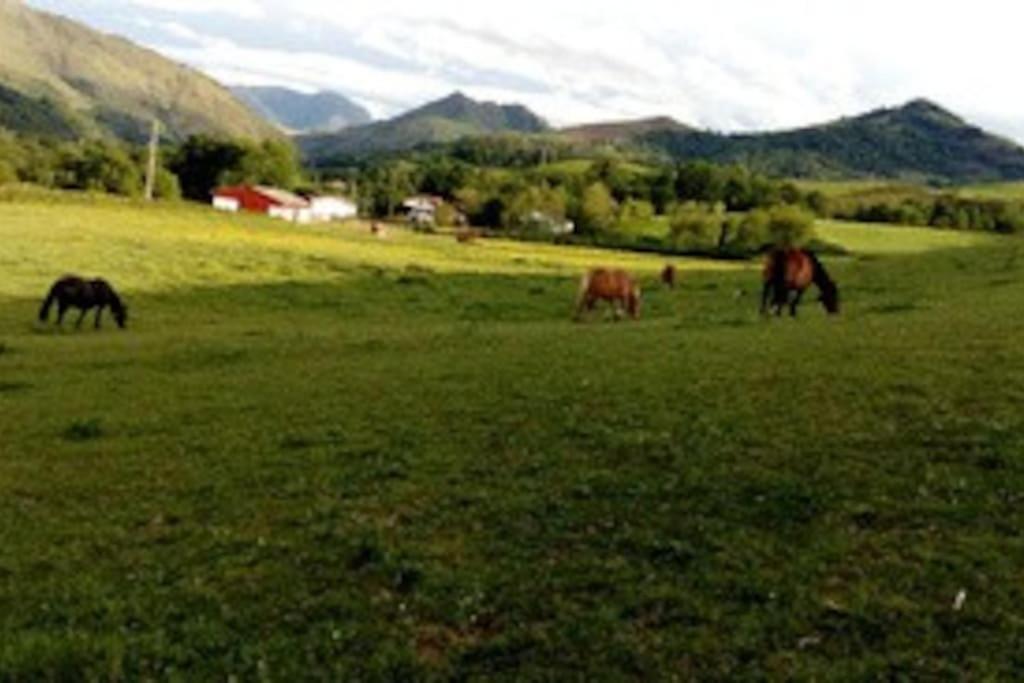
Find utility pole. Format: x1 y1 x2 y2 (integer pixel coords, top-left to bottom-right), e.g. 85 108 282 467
143 118 161 201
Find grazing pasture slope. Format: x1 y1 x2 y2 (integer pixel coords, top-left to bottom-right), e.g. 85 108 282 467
1 201 1023 679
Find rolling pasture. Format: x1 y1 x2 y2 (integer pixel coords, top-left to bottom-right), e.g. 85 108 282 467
1 200 1023 679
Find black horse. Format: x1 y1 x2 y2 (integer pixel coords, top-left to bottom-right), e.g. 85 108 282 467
39 276 128 329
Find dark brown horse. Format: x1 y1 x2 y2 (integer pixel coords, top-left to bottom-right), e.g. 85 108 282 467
661 264 678 289
761 249 839 317
575 268 642 321
455 228 483 244
39 276 128 329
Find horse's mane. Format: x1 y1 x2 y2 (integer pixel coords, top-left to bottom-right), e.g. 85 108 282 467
804 250 835 289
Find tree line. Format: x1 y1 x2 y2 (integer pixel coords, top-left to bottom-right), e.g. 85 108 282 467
0 131 301 201
3 127 1023 245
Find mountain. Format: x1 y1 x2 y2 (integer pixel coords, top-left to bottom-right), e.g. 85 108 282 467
302 94 1024 182
300 91 549 160
231 86 372 133
637 99 1024 182
0 0 278 142
560 116 692 145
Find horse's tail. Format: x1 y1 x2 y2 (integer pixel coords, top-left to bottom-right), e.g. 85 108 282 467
38 284 59 322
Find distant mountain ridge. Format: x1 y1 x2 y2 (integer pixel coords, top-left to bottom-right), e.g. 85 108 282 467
304 93 1024 183
299 91 549 159
0 0 277 141
631 99 1024 182
560 116 693 145
231 86 372 133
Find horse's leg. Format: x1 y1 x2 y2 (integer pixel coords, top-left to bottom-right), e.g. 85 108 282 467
95 306 104 329
775 290 786 317
761 282 772 315
575 296 593 322
56 303 68 327
786 290 802 319
75 309 87 329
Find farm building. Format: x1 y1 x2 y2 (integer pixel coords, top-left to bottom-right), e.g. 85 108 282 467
309 196 358 222
525 210 575 236
212 185 313 223
212 186 359 224
401 195 443 226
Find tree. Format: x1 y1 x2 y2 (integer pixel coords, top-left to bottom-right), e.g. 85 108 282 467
730 209 772 251
577 182 617 234
766 205 816 247
64 141 142 196
649 168 677 214
169 136 246 200
617 198 655 231
228 139 301 190
153 168 181 200
502 184 567 230
676 161 726 203
669 202 724 249
0 159 15 185
435 202 458 227
168 136 302 201
359 162 416 217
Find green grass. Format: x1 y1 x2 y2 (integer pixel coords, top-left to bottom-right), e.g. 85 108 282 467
816 220 1000 254
788 179 912 197
793 178 1024 205
954 181 1024 202
3 200 1024 679
609 214 1001 255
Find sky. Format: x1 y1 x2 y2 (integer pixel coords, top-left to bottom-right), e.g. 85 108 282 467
23 0 1024 142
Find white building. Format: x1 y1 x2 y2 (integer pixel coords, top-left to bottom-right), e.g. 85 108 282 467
309 196 358 222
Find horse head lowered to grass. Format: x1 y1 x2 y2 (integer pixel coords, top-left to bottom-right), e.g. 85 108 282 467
38 275 128 330
575 268 642 321
761 248 839 317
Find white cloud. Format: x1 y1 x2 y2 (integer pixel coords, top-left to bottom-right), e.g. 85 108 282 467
24 0 1024 142
127 0 265 19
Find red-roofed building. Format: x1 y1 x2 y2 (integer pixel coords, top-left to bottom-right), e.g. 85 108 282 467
212 185 313 223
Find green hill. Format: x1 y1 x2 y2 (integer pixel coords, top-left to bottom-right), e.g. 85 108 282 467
0 0 278 142
303 95 1024 183
560 116 692 145
299 92 548 160
638 100 1024 183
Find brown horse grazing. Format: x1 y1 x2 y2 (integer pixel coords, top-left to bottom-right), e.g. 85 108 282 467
39 276 128 329
455 228 482 244
661 264 678 289
761 249 839 317
575 268 641 321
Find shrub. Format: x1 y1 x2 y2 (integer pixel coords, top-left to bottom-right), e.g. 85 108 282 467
669 201 724 249
730 209 772 251
434 202 458 228
766 205 815 248
576 182 617 234
617 199 655 230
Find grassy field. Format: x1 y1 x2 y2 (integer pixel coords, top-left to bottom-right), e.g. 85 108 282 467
2 200 1024 680
955 181 1024 202
792 177 1024 205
